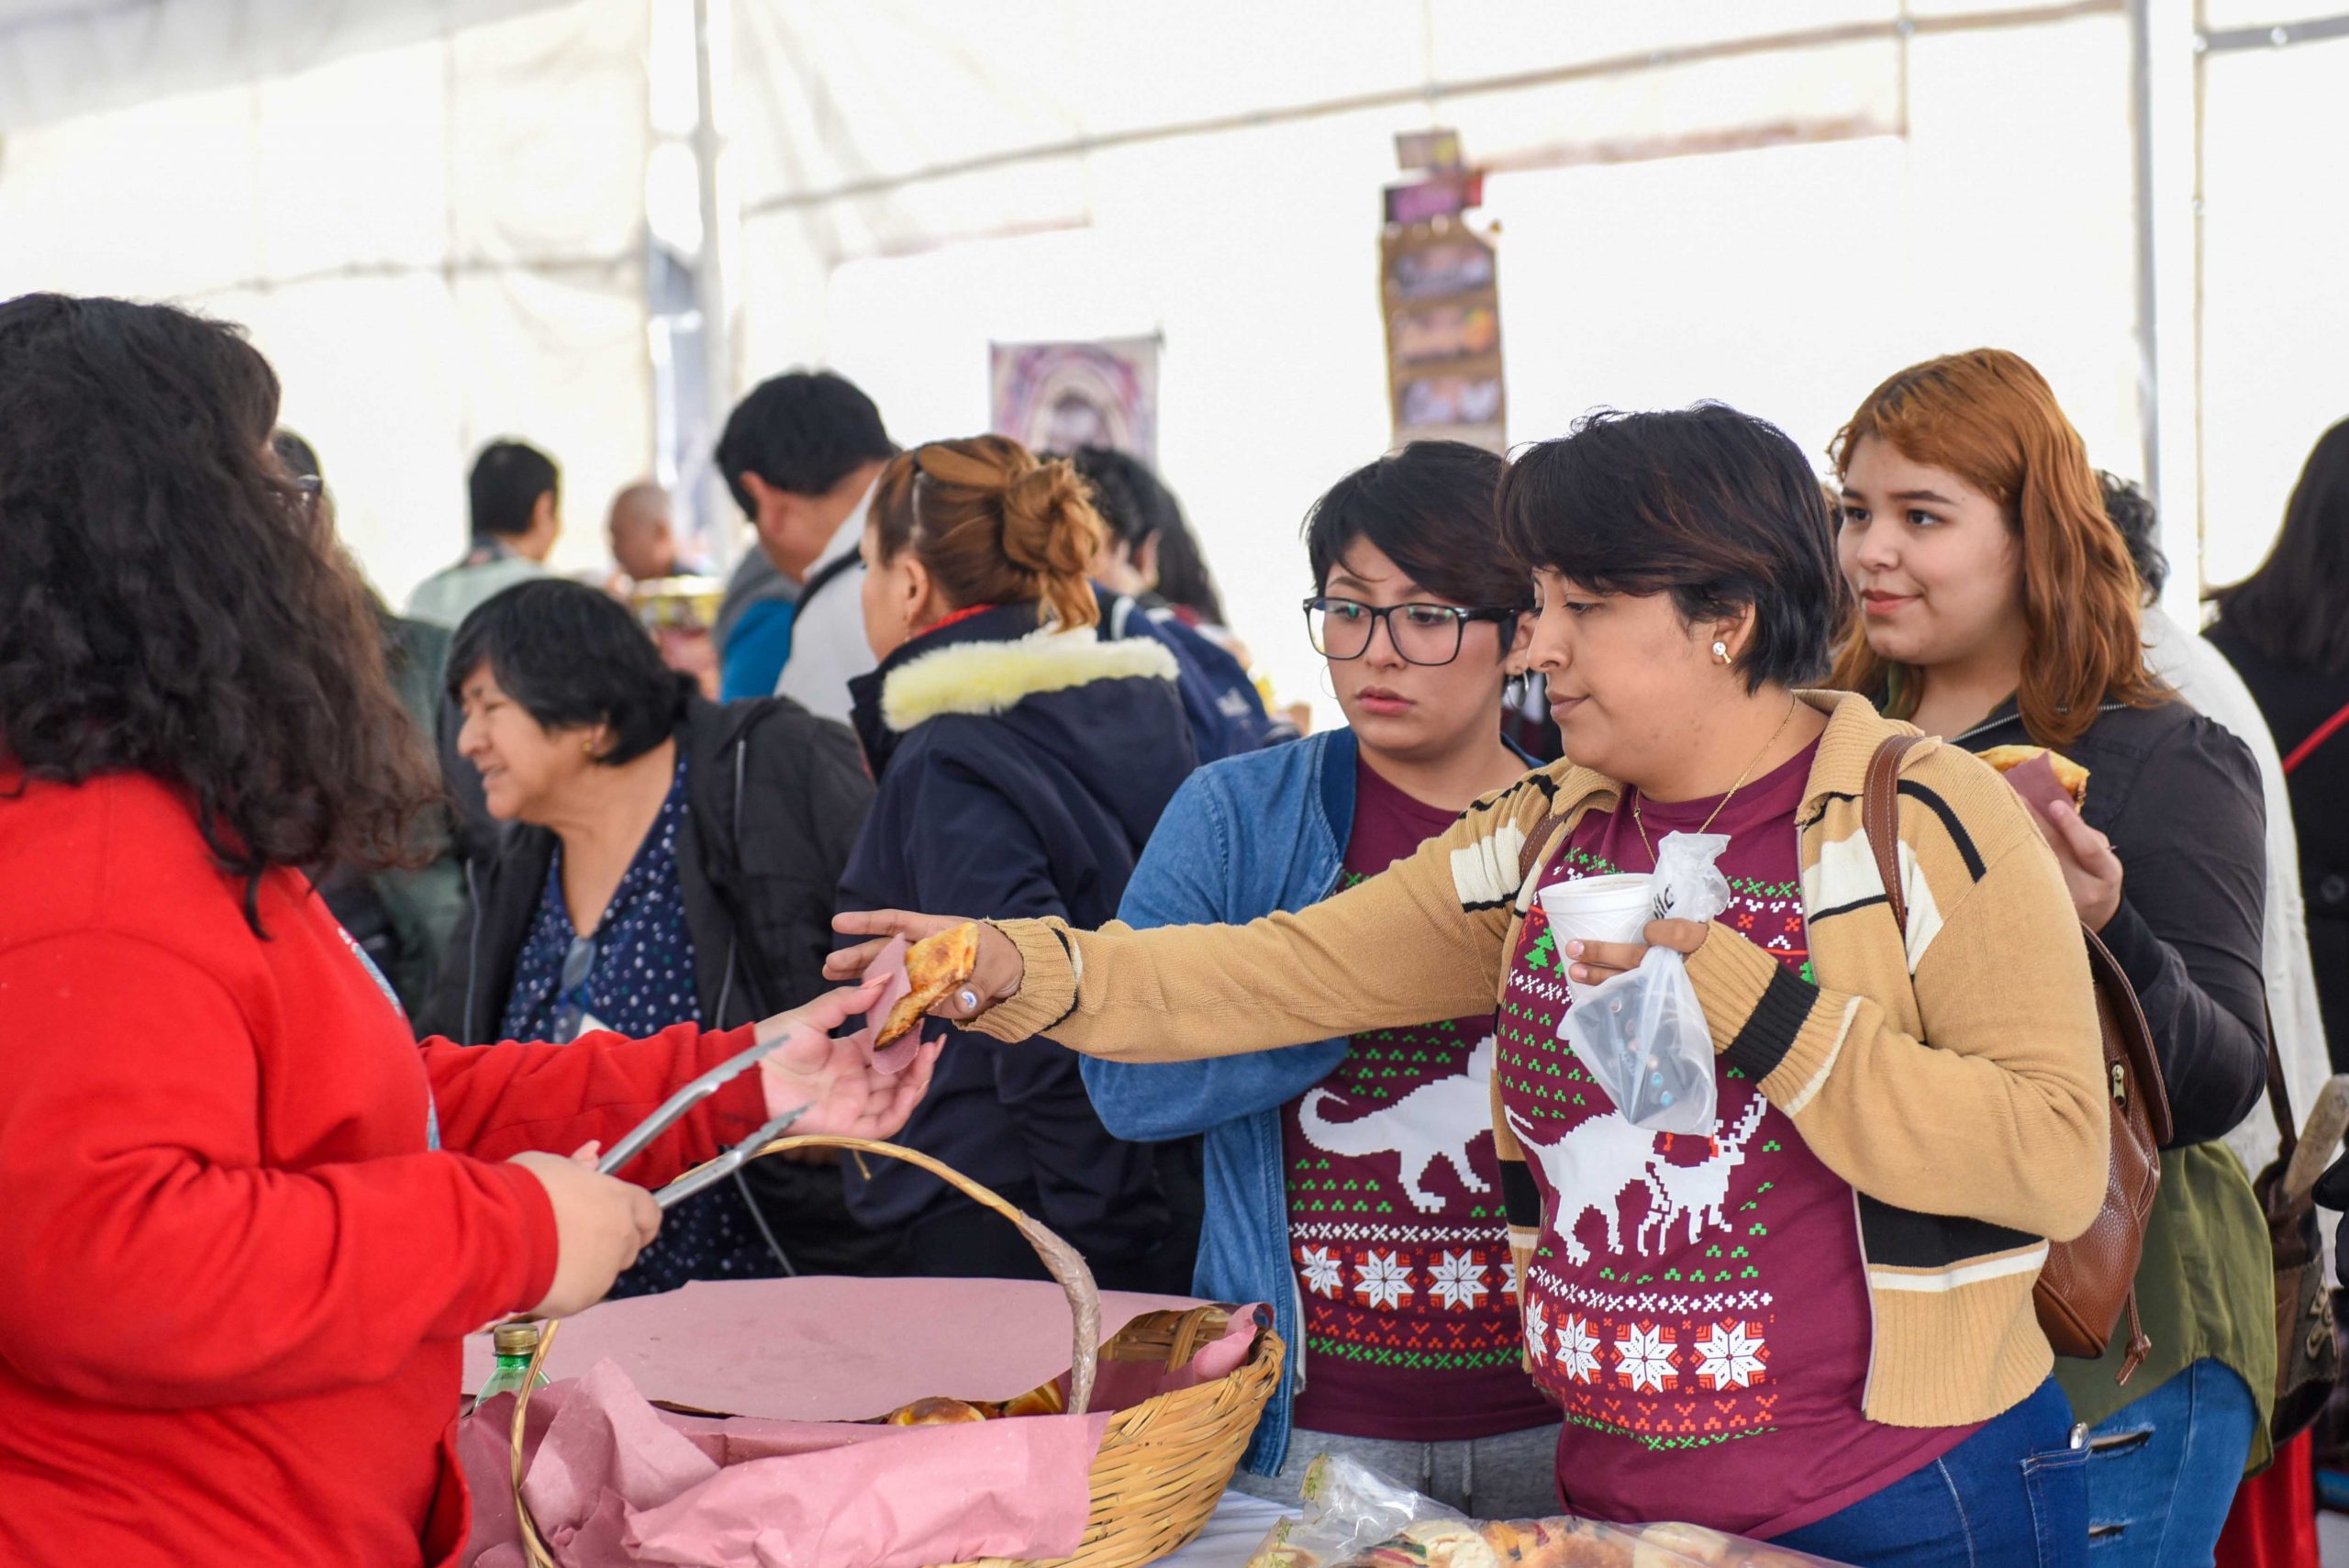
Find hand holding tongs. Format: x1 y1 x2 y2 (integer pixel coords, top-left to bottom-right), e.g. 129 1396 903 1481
596 1025 819 1208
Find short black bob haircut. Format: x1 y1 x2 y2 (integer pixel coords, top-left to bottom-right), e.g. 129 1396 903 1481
447 578 694 766
468 439 559 541
715 369 896 517
1303 439 1532 630
1497 406 1839 694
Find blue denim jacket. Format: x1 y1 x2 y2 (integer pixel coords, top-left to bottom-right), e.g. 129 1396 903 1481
1081 728 1360 1473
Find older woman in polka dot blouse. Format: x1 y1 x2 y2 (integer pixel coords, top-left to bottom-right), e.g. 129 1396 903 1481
418 578 886 1295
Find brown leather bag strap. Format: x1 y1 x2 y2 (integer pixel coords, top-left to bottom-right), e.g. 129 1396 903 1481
2265 997 2297 1160
1863 734 1924 935
1520 811 1571 887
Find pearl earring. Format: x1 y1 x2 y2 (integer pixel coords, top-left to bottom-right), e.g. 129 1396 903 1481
1712 640 1730 663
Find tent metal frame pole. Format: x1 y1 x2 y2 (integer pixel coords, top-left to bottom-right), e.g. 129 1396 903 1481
692 0 739 566
2130 0 2204 620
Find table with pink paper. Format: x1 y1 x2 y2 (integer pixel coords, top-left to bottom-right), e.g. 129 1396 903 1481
458 1277 1283 1568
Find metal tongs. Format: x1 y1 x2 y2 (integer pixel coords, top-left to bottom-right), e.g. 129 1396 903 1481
596 1025 819 1208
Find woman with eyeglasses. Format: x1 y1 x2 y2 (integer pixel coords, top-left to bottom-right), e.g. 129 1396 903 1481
423 576 897 1294
834 435 1199 1289
1080 441 1553 1514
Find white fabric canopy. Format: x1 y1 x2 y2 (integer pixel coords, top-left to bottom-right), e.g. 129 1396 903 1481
0 0 2338 698
0 0 654 606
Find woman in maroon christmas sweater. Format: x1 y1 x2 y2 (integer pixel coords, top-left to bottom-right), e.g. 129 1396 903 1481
0 295 937 1568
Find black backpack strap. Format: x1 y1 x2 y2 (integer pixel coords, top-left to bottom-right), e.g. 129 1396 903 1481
796 547 861 612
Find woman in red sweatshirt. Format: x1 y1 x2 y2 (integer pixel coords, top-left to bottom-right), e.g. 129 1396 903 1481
0 295 939 1568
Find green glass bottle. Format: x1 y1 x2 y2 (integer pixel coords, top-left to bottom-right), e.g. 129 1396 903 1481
470 1322 551 1415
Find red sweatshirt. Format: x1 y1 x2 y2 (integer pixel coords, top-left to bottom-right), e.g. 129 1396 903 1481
0 769 774 1567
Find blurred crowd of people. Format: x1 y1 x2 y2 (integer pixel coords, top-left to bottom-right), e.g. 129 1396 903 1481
6 292 2349 1568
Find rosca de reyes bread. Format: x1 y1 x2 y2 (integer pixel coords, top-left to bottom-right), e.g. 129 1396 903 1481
874 921 983 1049
881 1396 988 1426
1976 743 2090 806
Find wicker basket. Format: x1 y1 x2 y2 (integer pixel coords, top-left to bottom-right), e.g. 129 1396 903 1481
507 1134 1285 1568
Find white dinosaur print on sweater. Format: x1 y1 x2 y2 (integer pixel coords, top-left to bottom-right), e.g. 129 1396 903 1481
1507 1097 1773 1262
1297 1036 1497 1214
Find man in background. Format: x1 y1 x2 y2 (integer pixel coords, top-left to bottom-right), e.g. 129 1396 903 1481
714 371 895 724
606 480 685 585
406 438 560 629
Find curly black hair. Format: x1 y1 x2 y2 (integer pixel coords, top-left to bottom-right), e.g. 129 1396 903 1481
0 294 443 929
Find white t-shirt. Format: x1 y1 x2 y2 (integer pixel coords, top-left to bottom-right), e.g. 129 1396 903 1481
774 484 878 726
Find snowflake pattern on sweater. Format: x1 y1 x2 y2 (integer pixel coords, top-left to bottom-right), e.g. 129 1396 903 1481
1280 761 1553 1441
1497 744 1971 1536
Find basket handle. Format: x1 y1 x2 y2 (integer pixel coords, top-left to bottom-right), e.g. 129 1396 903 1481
504 1134 1104 1568
755 1133 1103 1417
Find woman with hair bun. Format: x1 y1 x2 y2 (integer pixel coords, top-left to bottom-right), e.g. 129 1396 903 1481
838 434 1199 1286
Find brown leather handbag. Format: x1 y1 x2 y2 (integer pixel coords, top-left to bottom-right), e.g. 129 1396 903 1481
1865 734 2169 1383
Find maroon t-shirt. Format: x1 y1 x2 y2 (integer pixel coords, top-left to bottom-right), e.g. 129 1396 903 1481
1497 743 1976 1537
1282 759 1555 1441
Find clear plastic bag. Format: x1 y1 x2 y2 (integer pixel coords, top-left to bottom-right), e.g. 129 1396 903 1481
1558 830 1731 1135
1247 1454 1848 1568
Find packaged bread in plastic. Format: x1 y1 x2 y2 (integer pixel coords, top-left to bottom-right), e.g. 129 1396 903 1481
1246 1455 1846 1568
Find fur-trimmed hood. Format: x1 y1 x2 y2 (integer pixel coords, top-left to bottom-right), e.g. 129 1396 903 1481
847 603 1196 801
878 624 1180 733
832 601 1197 1250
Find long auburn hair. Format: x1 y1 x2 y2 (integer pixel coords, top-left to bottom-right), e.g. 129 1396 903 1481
867 434 1104 635
0 295 443 930
1825 349 2165 747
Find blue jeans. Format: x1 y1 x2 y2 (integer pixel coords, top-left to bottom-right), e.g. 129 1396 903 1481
2082 1359 2258 1567
1774 1378 2087 1567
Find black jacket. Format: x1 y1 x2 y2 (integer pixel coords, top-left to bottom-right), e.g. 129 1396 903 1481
419 695 870 1041
838 604 1198 1261
1957 695 2268 1146
2206 622 2349 1068
417 694 889 1273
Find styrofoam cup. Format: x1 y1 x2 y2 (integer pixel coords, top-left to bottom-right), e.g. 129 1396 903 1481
1538 872 1657 1007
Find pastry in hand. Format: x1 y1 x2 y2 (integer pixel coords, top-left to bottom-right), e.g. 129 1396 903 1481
874 922 984 1049
1976 743 2089 807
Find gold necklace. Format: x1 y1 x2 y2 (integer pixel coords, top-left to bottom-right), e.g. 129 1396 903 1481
1632 698 1801 865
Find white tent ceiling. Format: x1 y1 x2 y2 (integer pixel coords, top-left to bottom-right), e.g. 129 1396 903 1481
0 0 563 133
0 0 2342 691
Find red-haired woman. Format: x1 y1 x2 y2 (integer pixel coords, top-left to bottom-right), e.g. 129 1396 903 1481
1833 350 2273 1567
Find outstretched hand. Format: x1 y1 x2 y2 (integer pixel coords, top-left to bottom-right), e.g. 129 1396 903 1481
824 910 1027 1025
754 979 944 1141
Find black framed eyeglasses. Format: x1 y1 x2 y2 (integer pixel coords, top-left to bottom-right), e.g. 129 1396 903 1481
1302 595 1516 667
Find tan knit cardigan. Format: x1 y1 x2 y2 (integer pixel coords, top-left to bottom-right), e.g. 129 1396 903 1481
973 692 2110 1428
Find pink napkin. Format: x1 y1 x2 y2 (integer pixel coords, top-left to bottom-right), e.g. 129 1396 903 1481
842 936 916 1073
462 1277 1204 1420
1999 750 2074 819
462 1358 1108 1568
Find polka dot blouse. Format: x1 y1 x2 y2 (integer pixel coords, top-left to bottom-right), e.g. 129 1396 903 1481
499 753 778 1296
